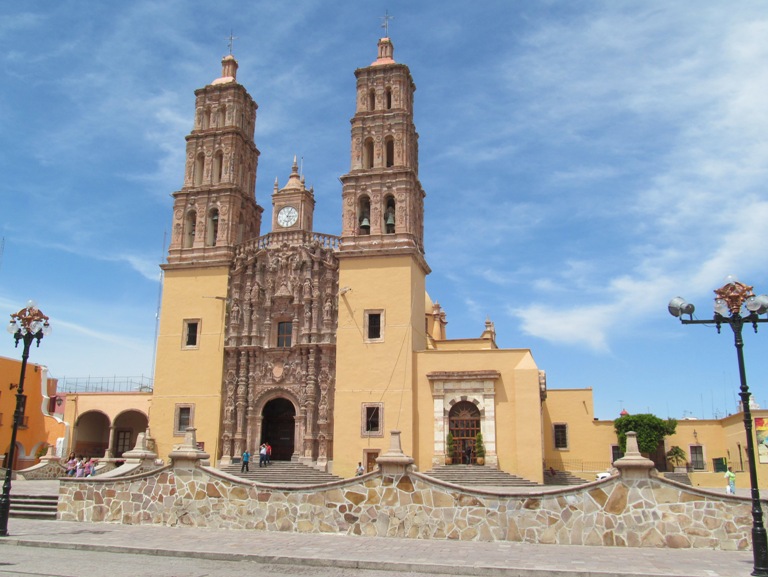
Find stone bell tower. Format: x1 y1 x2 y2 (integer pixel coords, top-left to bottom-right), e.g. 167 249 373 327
333 36 430 476
166 54 263 265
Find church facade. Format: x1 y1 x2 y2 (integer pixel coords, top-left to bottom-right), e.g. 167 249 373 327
150 38 547 483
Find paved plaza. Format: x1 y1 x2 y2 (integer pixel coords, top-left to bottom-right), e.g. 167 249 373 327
0 480 758 576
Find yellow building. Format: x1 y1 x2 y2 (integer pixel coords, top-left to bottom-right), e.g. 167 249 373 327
148 38 549 483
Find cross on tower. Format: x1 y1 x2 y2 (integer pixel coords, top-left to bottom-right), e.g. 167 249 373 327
380 10 393 38
227 30 238 55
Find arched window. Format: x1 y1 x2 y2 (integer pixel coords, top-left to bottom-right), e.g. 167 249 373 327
212 150 224 184
384 195 396 234
358 196 371 235
363 138 374 169
385 136 394 167
202 108 211 129
206 209 219 247
368 88 375 111
194 153 205 186
184 211 197 248
385 87 392 110
217 106 225 127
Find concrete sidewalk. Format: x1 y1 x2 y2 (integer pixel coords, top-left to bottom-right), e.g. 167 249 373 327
0 517 755 577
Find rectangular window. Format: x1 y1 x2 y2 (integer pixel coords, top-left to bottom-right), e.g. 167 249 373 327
361 403 384 437
611 445 623 464
277 321 292 348
116 430 132 457
183 319 200 348
364 310 384 342
553 423 568 450
690 445 705 470
174 404 194 436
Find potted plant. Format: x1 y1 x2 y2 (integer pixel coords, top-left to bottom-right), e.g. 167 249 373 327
475 432 486 466
666 445 688 473
445 432 455 465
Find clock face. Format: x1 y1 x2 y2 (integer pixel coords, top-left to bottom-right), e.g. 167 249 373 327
277 206 298 227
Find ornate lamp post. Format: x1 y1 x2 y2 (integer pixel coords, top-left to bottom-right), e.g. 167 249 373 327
669 278 768 576
0 302 51 537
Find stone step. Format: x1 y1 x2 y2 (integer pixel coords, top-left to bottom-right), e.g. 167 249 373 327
422 464 539 487
219 461 343 485
663 472 693 486
9 494 58 520
542 469 588 485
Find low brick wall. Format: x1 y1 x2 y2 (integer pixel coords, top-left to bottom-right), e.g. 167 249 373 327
57 464 756 550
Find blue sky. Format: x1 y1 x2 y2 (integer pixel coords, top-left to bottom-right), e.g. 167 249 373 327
2 2 768 421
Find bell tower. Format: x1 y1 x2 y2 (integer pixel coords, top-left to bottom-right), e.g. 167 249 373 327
167 54 263 266
339 37 427 271
152 53 263 463
333 36 430 476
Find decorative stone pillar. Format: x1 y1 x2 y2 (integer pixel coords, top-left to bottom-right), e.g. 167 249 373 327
168 428 210 470
121 431 158 469
614 431 655 480
376 430 414 475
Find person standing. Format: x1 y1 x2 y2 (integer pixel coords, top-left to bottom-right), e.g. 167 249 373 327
241 449 250 472
259 443 267 467
725 466 736 494
356 462 365 476
266 442 272 466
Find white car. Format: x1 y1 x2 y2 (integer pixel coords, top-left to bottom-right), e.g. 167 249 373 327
595 471 612 481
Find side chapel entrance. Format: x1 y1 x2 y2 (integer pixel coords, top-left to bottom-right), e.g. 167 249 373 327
261 398 295 460
449 401 481 464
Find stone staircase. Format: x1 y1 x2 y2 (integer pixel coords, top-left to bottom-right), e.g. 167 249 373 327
663 471 693 486
543 469 588 486
422 465 539 487
219 460 343 485
9 494 58 520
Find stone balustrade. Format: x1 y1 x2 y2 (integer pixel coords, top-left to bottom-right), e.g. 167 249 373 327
56 430 761 550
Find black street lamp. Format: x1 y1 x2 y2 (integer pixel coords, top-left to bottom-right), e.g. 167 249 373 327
669 278 768 576
0 302 51 537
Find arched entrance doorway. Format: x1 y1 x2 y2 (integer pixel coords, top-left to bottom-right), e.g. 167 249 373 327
449 401 481 464
261 398 295 461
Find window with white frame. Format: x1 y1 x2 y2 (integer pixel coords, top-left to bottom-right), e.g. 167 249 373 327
183 319 200 349
364 310 384 342
361 403 383 437
174 404 194 436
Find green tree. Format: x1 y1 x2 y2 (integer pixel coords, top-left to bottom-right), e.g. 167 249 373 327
474 432 486 458
446 432 455 456
614 413 677 454
666 445 687 468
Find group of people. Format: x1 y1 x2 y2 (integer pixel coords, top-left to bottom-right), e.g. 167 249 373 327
64 452 98 477
241 442 272 472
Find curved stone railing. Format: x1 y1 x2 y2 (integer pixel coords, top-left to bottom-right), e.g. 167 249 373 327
56 430 762 550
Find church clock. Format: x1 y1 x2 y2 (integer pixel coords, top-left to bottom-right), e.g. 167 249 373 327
277 206 298 227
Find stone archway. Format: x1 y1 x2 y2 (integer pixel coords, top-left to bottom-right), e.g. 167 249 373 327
261 398 296 461
111 410 149 458
449 401 481 464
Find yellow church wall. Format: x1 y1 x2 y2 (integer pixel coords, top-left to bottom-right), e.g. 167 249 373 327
334 254 426 478
414 348 545 484
151 266 230 462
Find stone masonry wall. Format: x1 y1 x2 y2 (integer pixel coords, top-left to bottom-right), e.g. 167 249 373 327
57 465 756 550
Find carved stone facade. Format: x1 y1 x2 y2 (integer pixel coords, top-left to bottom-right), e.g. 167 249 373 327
220 232 339 466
